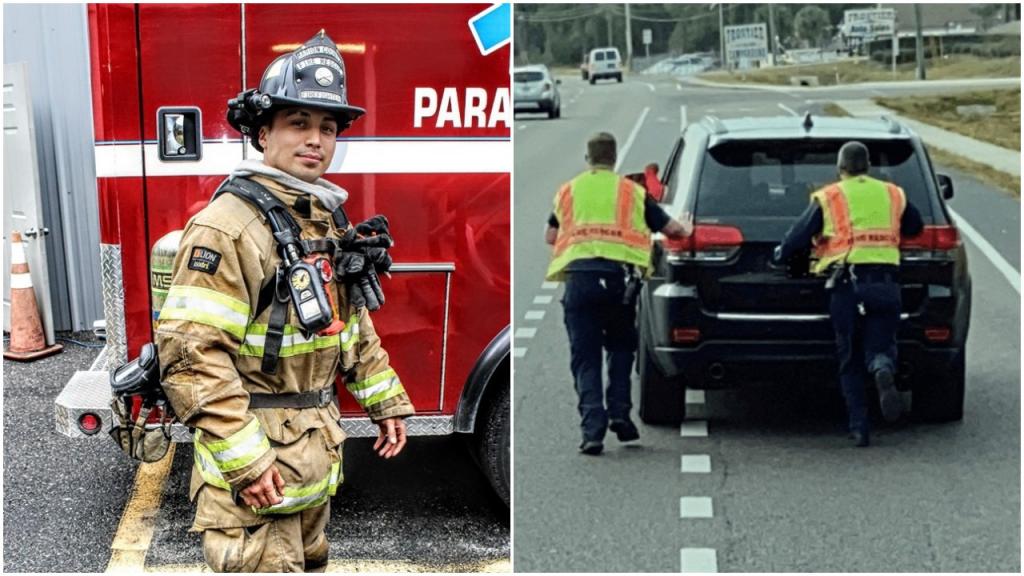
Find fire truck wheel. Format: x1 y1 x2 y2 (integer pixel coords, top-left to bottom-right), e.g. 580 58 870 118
476 380 510 506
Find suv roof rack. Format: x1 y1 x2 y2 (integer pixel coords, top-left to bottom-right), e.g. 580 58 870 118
880 115 904 134
701 115 728 135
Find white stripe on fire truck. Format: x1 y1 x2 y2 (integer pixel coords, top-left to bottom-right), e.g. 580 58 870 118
93 141 512 177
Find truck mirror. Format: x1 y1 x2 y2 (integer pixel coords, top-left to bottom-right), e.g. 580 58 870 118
157 107 203 162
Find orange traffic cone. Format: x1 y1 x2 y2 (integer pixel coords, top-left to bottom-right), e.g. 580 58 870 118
4 232 62 361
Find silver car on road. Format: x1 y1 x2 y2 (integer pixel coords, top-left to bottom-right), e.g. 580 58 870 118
513 65 561 119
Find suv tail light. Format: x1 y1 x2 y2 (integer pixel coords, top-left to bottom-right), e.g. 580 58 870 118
663 224 744 262
901 225 960 260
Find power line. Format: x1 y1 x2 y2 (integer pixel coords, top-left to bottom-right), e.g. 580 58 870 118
517 6 605 23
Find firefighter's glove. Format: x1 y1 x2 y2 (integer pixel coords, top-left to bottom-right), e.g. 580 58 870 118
355 215 391 239
336 251 386 311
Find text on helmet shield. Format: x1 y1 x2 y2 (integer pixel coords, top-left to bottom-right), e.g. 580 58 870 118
413 87 510 129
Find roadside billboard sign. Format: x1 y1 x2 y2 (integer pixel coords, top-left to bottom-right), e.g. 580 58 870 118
842 8 896 39
724 23 768 67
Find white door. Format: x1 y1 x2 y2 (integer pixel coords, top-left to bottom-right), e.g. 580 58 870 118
4 62 55 344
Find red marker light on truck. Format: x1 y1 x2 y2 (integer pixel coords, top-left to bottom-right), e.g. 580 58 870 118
78 413 101 435
672 328 701 344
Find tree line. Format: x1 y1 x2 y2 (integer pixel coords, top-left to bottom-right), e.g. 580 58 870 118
514 3 1018 66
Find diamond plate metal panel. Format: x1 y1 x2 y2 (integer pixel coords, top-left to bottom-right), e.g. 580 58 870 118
54 370 113 439
100 243 127 370
339 415 454 437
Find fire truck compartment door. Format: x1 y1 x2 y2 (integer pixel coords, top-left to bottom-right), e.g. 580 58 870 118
3 62 56 344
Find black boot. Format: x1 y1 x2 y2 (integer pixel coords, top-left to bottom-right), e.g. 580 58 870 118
874 368 902 423
609 419 640 442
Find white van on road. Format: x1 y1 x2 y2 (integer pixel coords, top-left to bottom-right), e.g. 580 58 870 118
586 47 623 84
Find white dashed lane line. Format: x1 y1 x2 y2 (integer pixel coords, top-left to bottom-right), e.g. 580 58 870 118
685 389 705 404
679 497 714 519
514 327 537 339
517 281 562 359
778 102 798 116
680 454 711 474
680 420 708 437
680 548 718 573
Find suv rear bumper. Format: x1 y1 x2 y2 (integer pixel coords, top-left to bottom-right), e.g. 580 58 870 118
652 340 961 390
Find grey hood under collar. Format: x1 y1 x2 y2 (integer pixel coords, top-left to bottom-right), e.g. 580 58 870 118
230 159 348 212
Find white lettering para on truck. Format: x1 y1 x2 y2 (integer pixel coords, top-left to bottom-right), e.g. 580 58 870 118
413 87 511 129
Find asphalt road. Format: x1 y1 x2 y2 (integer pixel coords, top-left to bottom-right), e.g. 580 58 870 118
513 74 1020 572
3 331 508 572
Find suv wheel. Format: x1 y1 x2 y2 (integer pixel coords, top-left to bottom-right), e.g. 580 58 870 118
475 379 510 506
589 76 596 85
638 314 686 425
912 348 965 422
616 73 623 83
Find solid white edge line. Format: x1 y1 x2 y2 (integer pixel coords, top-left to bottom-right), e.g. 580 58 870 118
614 106 650 173
777 102 798 116
947 207 1020 294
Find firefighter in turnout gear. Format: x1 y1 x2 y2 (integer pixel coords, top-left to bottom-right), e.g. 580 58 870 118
545 132 688 456
155 31 414 572
773 141 924 447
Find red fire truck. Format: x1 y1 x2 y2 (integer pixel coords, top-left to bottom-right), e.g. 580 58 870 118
55 3 511 504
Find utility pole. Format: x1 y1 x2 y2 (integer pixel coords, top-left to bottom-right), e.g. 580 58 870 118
624 3 633 71
914 4 925 80
767 4 776 65
606 6 613 47
719 4 726 70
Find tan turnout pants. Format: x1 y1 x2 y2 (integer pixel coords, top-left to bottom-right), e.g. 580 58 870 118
201 502 330 572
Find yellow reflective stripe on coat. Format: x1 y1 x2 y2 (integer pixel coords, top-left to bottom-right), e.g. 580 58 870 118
196 418 270 474
252 462 343 515
159 285 250 340
238 315 359 358
193 440 232 491
347 368 404 407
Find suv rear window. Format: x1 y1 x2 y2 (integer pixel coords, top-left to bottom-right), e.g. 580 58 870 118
593 52 605 61
696 139 933 222
514 71 544 83
605 50 618 60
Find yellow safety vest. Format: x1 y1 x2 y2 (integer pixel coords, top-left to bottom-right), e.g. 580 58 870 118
810 175 906 275
546 168 652 281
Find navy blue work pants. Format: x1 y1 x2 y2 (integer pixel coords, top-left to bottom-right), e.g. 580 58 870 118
562 271 637 442
828 274 901 433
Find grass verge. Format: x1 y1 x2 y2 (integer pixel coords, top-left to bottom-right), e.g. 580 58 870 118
699 55 1020 87
875 88 1020 151
926 147 1020 199
824 101 1020 199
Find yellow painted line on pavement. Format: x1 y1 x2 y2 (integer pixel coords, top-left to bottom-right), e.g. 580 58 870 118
106 444 177 573
147 558 512 572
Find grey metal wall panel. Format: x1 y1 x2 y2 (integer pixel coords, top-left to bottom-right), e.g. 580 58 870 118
4 3 103 332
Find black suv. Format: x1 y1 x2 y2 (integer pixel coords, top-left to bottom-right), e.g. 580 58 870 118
638 115 971 424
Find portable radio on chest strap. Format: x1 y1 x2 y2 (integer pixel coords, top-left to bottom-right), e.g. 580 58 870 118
213 177 346 374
